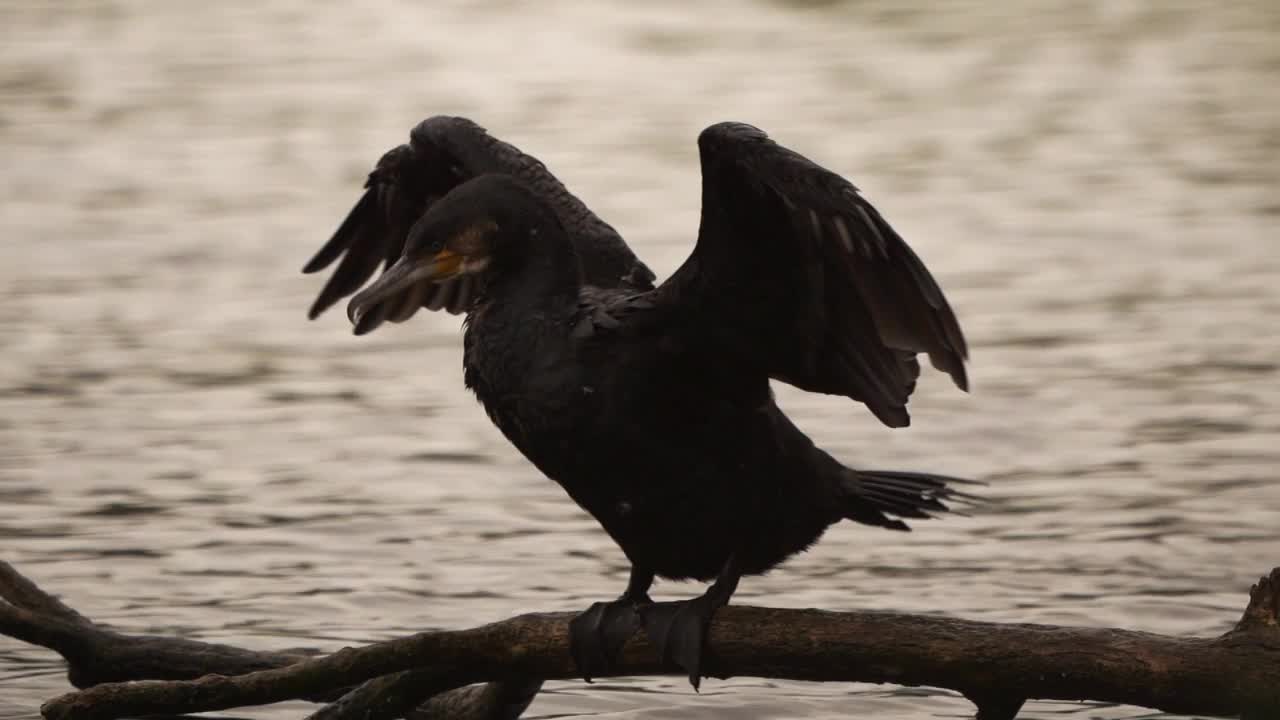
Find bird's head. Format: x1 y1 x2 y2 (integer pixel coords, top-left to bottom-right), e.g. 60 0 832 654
347 174 568 333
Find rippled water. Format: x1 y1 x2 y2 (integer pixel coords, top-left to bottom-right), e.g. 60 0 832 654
2 1 1278 718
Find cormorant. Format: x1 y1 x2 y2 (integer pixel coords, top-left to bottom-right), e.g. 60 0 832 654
303 116 972 688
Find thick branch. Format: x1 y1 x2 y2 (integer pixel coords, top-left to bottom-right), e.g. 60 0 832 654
37 568 1280 720
0 561 536 720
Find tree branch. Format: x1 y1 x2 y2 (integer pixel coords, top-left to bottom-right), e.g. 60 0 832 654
12 562 1277 720
0 561 537 720
309 669 542 720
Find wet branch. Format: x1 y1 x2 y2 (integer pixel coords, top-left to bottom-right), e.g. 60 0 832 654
4 560 1278 720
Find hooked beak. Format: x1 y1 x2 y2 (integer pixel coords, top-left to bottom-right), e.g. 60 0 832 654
347 249 465 332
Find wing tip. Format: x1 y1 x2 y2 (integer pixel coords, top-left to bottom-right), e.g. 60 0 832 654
306 294 334 320
352 304 384 335
871 404 911 429
301 255 329 275
307 289 344 321
929 350 970 393
950 361 970 393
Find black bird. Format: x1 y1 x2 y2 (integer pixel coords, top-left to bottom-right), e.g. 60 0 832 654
304 116 971 687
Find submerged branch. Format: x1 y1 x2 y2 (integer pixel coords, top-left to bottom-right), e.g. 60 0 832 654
4 560 1278 720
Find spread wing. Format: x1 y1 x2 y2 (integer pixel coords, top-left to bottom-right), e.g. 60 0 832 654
303 116 655 328
657 122 968 428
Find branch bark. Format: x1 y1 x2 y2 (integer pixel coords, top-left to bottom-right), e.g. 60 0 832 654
5 560 1279 720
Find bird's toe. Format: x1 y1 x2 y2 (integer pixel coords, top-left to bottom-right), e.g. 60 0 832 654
569 597 646 681
639 596 721 691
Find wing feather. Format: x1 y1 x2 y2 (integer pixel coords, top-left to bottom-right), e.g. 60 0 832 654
658 122 968 427
304 116 654 333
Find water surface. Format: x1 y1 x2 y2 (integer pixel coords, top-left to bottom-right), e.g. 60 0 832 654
2 1 1278 718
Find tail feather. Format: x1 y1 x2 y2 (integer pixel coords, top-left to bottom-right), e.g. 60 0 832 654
840 469 978 531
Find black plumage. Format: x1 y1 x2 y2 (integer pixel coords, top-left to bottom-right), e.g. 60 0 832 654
304 117 972 686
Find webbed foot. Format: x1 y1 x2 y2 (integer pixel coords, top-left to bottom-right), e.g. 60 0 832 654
640 593 726 691
640 554 741 690
568 567 655 682
569 594 651 681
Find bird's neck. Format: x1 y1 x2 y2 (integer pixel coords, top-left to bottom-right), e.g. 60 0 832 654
480 226 583 318
461 279 583 464
462 229 582 407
